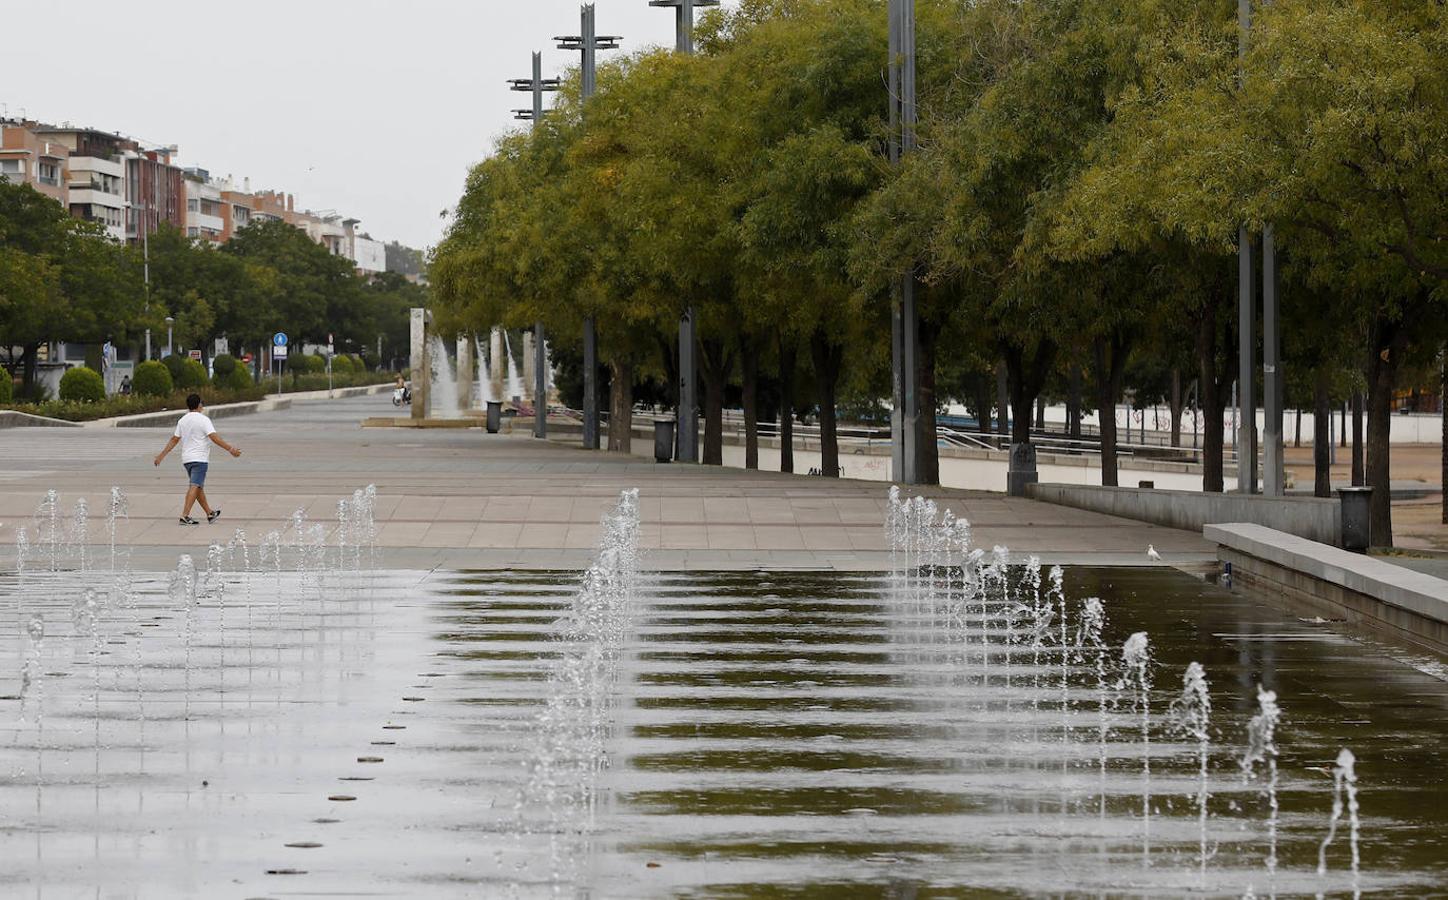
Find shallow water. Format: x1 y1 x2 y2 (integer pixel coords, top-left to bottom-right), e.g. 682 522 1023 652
1 566 1445 897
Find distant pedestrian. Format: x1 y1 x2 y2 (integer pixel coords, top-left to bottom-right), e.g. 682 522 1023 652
152 393 242 526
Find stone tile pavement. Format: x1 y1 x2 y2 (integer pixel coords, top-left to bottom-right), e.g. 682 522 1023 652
0 394 1216 571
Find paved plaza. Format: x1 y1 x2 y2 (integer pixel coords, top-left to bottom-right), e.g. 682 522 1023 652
0 394 1214 571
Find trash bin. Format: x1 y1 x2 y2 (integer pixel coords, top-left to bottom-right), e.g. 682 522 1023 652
486 401 502 435
1337 486 1373 552
654 419 676 463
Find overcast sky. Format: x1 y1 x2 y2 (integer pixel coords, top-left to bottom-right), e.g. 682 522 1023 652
1 0 737 251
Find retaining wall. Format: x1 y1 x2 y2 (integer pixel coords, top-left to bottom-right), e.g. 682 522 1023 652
1028 483 1341 546
1206 523 1448 655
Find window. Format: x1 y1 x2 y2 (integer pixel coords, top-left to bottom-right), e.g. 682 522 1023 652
0 159 20 174
38 161 59 185
187 227 199 237
187 198 199 212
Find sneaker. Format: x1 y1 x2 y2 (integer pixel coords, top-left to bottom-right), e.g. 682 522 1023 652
179 517 200 526
207 509 222 524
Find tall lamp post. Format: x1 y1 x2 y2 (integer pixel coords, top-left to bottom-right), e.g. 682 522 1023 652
1236 0 1284 496
510 52 562 441
647 0 718 464
888 0 920 484
164 316 175 358
557 4 621 451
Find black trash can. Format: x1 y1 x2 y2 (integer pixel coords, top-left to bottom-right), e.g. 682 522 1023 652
654 419 676 463
486 401 502 435
1337 486 1373 552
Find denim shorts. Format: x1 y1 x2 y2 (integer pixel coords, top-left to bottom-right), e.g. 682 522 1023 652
184 462 208 487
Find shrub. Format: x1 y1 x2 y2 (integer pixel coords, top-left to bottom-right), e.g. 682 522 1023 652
212 353 238 377
349 353 366 371
223 365 253 392
0 365 12 404
161 354 188 383
177 358 209 388
305 353 327 374
133 360 173 397
331 354 355 375
59 366 106 402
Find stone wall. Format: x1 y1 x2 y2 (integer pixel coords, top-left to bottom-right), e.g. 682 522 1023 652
1027 483 1341 545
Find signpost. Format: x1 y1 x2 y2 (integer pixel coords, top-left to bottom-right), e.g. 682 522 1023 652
273 332 288 394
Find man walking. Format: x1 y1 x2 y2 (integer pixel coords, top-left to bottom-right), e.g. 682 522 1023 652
153 393 242 525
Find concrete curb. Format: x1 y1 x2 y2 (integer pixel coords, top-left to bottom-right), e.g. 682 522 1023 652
0 410 83 429
1205 522 1448 653
78 382 394 429
1031 483 1342 545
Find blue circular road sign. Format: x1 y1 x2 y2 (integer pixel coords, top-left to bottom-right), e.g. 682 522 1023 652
273 332 288 347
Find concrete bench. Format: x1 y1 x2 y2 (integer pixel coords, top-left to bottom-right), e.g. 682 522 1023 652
1204 522 1448 653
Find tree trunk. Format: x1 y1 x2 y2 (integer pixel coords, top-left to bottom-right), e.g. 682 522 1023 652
810 329 842 478
739 333 759 470
917 318 940 485
1035 396 1046 430
607 360 634 454
779 336 796 474
1004 341 1058 447
1197 296 1228 493
1365 317 1407 546
20 343 38 392
1313 365 1332 498
1169 368 1184 448
699 338 733 467
974 374 994 435
1294 407 1302 448
996 364 1010 436
1092 334 1130 488
1067 365 1083 438
1441 346 1446 525
1351 391 1364 486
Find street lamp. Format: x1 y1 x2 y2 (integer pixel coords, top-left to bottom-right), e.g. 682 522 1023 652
510 52 562 441
648 0 718 464
888 0 921 485
164 316 175 358
557 4 622 451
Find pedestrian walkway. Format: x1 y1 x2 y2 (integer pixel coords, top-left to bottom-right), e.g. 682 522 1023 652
0 394 1215 571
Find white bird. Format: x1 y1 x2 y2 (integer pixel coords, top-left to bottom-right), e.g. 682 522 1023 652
1147 544 1162 562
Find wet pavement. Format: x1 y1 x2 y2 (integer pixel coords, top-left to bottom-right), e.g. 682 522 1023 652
2 561 1445 897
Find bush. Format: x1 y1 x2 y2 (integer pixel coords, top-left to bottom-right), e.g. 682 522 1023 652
59 366 106 402
223 365 253 391
304 353 327 374
133 360 173 397
0 365 12 404
212 353 238 377
161 354 188 383
331 354 355 375
177 358 209 388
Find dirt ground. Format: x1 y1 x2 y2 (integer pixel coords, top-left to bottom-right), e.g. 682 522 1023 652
1283 443 1446 551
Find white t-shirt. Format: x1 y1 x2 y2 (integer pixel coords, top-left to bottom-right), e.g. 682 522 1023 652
174 411 217 464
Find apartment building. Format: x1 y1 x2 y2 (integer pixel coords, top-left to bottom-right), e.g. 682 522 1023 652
37 126 129 240
182 168 225 242
4 118 400 275
0 122 70 204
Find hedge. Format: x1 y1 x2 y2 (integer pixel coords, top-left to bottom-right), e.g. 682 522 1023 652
212 354 238 377
133 360 174 397
177 358 209 389
0 365 12 404
161 354 188 383
223 365 253 391
59 366 106 402
331 354 356 375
